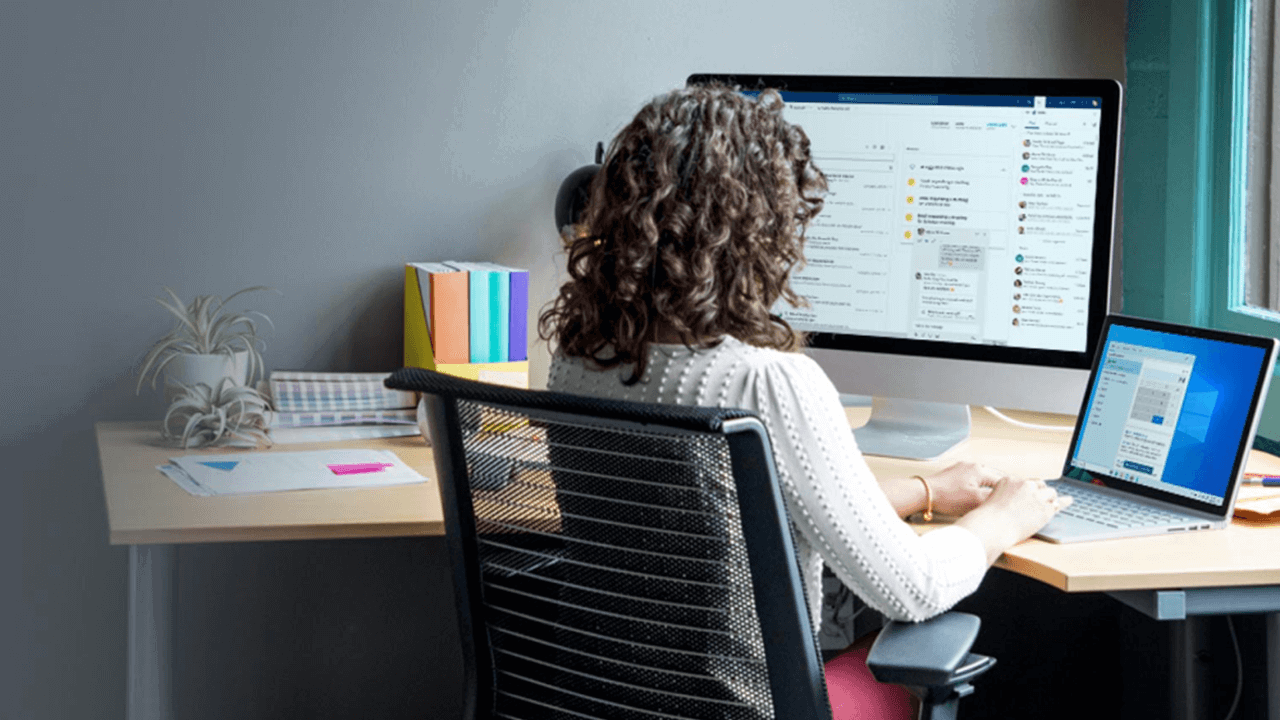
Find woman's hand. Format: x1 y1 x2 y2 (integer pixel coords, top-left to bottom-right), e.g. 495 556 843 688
954 476 1074 565
925 462 1003 516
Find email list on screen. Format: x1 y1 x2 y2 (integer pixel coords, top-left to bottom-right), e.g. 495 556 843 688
746 91 1103 353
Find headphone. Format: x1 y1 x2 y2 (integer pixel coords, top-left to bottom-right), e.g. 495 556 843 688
554 142 604 231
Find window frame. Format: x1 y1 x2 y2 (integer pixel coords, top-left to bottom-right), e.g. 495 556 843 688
1127 0 1280 436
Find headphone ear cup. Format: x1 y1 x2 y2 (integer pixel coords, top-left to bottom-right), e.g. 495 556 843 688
554 164 600 232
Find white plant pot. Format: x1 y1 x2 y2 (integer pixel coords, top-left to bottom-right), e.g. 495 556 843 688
164 351 250 400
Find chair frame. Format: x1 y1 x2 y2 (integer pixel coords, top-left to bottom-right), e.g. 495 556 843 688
391 368 994 720
411 369 830 719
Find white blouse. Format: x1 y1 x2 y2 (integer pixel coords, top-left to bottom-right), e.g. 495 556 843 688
547 336 989 630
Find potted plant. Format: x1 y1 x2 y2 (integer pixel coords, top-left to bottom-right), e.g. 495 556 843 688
163 378 272 448
136 286 277 396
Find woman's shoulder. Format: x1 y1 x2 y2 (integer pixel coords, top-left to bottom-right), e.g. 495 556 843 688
713 337 838 395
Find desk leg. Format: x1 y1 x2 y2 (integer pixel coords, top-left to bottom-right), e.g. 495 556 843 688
1269 612 1280 719
1171 617 1211 720
127 545 175 720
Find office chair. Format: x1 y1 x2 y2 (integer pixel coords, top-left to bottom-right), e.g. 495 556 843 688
387 367 995 720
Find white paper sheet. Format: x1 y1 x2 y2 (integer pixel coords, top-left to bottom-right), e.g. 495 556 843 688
158 449 427 496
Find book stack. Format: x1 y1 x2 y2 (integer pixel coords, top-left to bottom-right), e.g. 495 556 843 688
404 262 529 388
264 371 421 444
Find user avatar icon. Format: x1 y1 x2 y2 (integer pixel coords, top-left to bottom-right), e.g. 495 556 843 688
1013 305 1021 314
1015 266 1024 275
1023 139 1031 147
1018 213 1026 221
1018 200 1027 209
915 272 922 280
1014 279 1023 288
1018 226 1025 234
1013 293 1022 301
1022 152 1030 160
1012 318 1020 326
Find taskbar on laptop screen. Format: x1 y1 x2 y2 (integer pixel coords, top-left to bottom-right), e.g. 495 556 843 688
690 74 1122 370
1066 320 1271 512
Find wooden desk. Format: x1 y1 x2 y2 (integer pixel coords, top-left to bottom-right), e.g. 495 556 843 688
848 406 1280 720
846 407 1280 594
97 421 444 545
99 412 1280 720
97 421 445 720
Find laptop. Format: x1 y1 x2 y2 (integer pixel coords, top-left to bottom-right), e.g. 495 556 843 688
1036 314 1278 543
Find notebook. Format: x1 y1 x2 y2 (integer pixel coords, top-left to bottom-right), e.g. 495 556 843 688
1036 314 1278 543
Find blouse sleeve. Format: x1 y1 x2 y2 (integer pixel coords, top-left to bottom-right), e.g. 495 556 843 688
732 354 989 623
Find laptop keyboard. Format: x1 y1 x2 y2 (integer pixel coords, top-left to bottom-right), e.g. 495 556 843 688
1053 483 1195 529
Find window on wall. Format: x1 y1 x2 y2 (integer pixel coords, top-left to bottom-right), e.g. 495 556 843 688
1247 0 1280 309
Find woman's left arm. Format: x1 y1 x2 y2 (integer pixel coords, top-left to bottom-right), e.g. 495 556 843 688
878 462 1003 519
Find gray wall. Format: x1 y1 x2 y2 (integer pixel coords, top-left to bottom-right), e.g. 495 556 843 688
2 1 1125 717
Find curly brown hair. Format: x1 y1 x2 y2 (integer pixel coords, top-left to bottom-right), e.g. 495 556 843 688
539 84 827 383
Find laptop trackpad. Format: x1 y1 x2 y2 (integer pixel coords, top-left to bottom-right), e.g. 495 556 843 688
1035 513 1110 543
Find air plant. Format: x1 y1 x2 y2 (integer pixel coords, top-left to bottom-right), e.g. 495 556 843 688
136 286 277 394
162 378 272 448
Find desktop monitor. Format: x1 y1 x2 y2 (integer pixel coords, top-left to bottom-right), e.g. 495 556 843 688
688 74 1122 458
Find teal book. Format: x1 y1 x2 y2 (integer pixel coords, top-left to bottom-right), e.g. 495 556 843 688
445 262 493 363
478 263 510 362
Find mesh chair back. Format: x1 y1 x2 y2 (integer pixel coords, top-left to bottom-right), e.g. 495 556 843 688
387 368 830 720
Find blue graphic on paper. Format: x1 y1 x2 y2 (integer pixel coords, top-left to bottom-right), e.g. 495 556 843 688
199 461 239 471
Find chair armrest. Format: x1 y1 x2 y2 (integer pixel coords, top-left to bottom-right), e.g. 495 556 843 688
865 611 989 687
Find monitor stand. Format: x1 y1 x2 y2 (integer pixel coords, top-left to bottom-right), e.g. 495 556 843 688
851 398 971 460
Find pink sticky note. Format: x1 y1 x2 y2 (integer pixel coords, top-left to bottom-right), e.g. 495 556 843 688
328 462 395 475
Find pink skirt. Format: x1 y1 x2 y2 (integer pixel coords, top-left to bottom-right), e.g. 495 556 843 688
824 644 915 720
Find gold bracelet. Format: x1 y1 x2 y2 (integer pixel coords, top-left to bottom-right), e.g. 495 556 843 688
912 475 934 522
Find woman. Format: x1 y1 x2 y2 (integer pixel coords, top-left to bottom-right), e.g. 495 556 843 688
539 83 1070 719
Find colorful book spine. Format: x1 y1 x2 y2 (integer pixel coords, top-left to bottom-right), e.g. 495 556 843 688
405 263 469 367
430 269 470 364
508 268 529 361
477 262 511 362
476 262 529 362
445 262 495 363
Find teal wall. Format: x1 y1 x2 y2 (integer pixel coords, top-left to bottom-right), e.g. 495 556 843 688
1121 0 1171 320
1124 0 1280 439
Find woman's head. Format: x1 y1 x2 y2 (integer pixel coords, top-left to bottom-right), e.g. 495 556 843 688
539 83 827 382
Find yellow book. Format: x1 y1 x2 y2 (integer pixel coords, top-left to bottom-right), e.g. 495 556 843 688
434 361 529 389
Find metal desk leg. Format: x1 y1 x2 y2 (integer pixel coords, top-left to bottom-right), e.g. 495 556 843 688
127 545 175 720
1269 612 1280 719
1171 616 1212 720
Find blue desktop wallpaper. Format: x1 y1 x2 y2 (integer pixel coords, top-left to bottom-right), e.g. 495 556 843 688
1073 324 1268 499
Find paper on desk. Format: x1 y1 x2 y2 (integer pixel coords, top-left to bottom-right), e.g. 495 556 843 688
158 449 427 496
1234 485 1280 520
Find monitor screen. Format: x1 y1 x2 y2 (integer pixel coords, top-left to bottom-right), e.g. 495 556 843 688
1065 319 1273 510
690 75 1120 374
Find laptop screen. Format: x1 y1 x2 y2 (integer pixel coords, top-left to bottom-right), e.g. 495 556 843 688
1065 318 1273 513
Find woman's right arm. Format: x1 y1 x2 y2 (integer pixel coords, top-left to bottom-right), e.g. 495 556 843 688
734 353 1068 621
954 476 1073 565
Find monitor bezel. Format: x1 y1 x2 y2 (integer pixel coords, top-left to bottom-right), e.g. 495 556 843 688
1061 314 1278 517
687 73 1122 371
